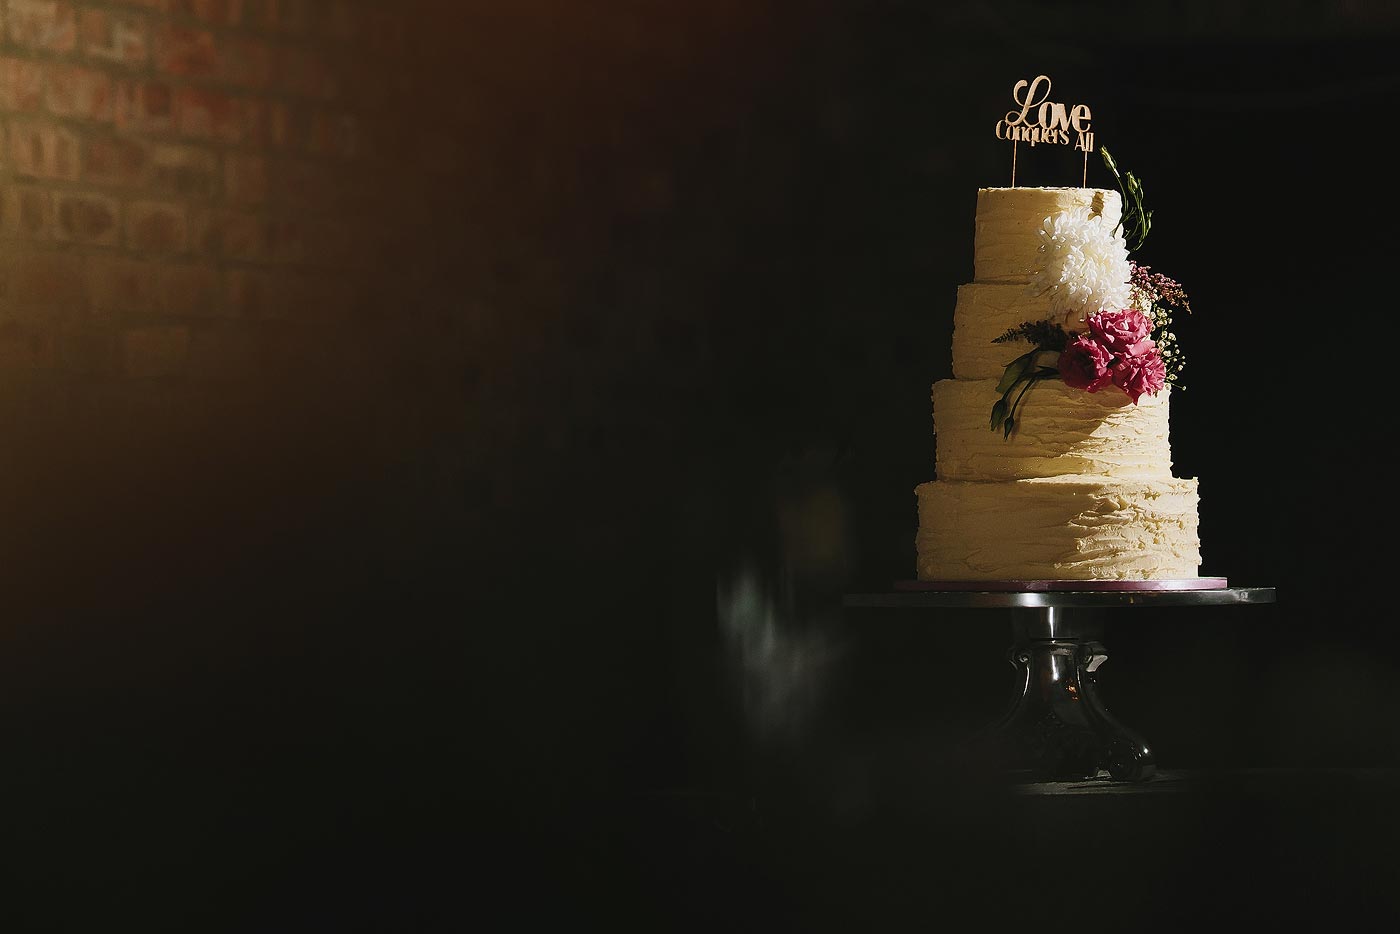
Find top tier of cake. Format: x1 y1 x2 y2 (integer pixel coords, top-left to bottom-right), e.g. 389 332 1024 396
973 187 1122 283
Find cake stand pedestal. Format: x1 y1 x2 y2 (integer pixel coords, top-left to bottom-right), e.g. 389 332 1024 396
842 580 1276 783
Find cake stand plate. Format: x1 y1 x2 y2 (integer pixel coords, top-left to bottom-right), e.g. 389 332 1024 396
843 583 1277 783
897 577 1229 592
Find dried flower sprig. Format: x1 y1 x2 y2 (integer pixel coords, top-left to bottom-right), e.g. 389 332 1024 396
993 320 1071 349
1128 263 1191 388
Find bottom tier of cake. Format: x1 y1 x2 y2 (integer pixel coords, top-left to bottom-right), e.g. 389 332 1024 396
915 475 1201 581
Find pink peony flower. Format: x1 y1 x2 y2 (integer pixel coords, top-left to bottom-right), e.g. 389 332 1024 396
1057 334 1114 392
1087 308 1155 357
1111 346 1167 403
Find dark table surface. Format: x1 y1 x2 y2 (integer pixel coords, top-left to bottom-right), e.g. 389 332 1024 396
601 766 1400 929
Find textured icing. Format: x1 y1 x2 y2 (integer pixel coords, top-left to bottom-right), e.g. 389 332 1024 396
933 379 1174 482
951 282 1088 379
915 476 1201 581
973 187 1121 283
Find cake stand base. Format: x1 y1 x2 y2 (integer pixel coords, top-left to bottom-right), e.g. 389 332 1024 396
844 583 1276 784
974 606 1153 783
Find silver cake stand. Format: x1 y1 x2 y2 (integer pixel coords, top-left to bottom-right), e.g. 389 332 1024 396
843 579 1277 783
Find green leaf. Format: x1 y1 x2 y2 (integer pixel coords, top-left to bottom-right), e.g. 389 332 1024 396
989 398 1007 431
1002 416 1015 439
994 352 1033 395
1099 146 1152 252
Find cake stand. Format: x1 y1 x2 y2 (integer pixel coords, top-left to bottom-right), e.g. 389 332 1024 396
842 579 1277 784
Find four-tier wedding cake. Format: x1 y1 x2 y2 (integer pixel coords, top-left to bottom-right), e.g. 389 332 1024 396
915 186 1201 581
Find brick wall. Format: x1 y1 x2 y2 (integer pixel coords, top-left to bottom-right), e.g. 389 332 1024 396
0 0 416 378
0 0 434 614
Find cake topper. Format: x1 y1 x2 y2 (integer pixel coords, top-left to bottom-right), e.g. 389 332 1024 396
995 75 1095 187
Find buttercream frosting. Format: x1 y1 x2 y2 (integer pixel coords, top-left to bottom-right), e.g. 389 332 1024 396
951 282 1087 380
974 187 1121 283
933 379 1174 482
915 476 1200 581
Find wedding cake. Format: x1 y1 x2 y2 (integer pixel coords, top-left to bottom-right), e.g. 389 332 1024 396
915 186 1201 581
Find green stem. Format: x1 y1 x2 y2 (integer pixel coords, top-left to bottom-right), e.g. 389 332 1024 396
1004 373 1045 437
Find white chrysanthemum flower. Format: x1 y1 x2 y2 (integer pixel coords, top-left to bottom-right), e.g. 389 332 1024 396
1030 207 1132 320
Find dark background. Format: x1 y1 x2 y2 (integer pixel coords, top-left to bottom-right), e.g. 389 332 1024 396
4 2 1399 929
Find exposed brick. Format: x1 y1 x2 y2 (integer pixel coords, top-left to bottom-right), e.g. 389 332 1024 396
176 86 231 137
6 0 77 52
170 0 240 26
300 218 361 266
275 45 337 100
411 127 470 179
272 156 348 213
307 110 360 159
0 322 58 371
126 200 187 253
122 324 189 378
53 191 121 245
233 269 358 324
87 253 157 316
263 216 303 264
79 8 149 66
220 36 273 89
248 0 309 35
45 64 115 122
223 152 266 203
2 248 88 313
295 271 359 322
225 268 351 320
152 22 217 77
358 7 405 59
268 100 300 149
0 183 53 238
176 87 263 144
7 120 80 180
225 267 273 317
188 327 256 381
156 262 220 316
0 56 45 112
149 142 218 198
83 133 150 187
238 0 271 29
113 79 175 133
191 207 264 260
0 0 408 386
58 323 115 377
253 271 302 323
241 97 267 146
322 0 357 42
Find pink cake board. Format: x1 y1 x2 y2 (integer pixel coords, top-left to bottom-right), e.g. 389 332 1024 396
895 578 1229 592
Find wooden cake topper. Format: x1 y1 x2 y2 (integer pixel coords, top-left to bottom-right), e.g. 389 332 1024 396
995 75 1096 187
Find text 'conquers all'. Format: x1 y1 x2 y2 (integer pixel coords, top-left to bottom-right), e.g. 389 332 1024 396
995 75 1096 152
